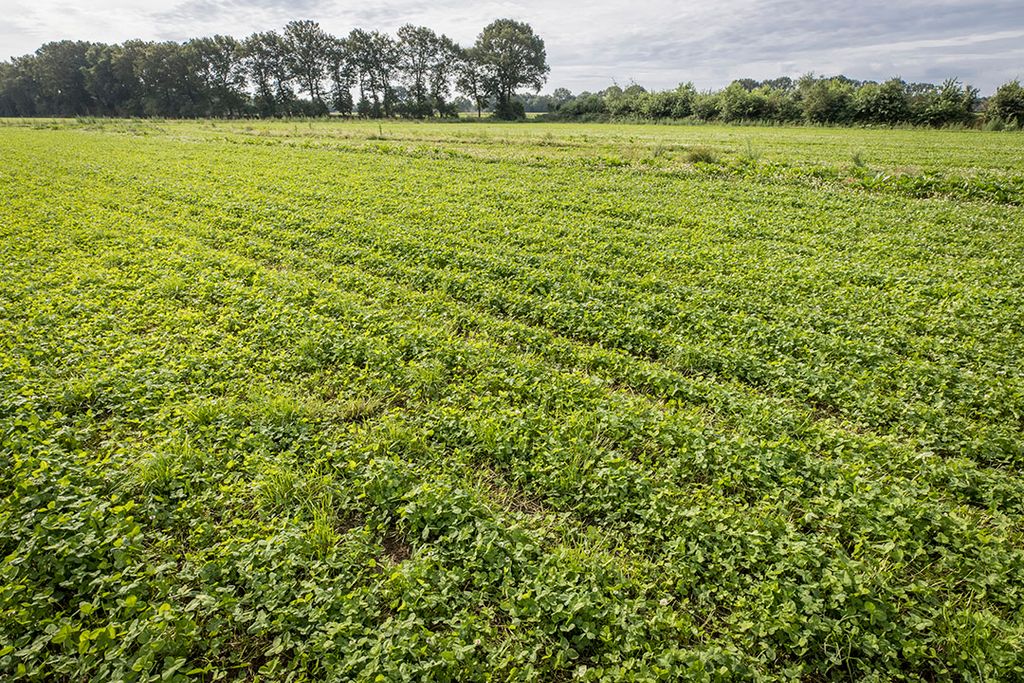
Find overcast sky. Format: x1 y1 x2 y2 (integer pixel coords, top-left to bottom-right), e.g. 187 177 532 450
2 0 1021 93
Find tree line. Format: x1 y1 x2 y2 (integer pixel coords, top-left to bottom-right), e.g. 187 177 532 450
0 19 549 119
5 17 1024 128
547 76 1024 128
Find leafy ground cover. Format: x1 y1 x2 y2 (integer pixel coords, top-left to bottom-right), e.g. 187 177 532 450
1 119 1023 681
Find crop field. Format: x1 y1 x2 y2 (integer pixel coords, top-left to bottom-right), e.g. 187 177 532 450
1 118 1023 681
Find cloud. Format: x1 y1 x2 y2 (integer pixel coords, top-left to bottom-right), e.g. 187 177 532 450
540 0 1024 91
0 0 1019 92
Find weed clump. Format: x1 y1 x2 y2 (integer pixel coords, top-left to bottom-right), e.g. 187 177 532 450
685 145 719 163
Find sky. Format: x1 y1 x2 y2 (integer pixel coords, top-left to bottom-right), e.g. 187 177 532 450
1 0 1022 94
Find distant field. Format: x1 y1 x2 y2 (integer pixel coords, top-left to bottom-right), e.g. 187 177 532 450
1 119 1023 681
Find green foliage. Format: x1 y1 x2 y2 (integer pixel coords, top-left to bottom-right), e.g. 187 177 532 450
0 19 545 121
547 75 998 129
800 76 855 124
685 145 719 164
473 19 549 118
988 79 1024 126
1 119 1024 681
719 82 772 122
691 91 722 121
915 79 978 127
493 98 526 121
853 78 911 124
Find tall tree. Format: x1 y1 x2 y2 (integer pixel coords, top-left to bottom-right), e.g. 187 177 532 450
397 25 460 117
242 31 294 116
0 56 40 116
327 37 355 115
283 20 333 113
348 29 399 118
83 43 142 116
426 34 460 116
32 41 95 115
455 47 488 118
134 41 203 117
472 19 549 119
188 35 246 117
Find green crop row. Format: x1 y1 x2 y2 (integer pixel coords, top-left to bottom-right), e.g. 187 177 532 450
1 120 1023 681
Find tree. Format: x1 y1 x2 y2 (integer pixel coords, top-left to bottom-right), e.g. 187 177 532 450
242 31 294 117
348 29 400 117
397 25 460 117
550 87 573 108
720 81 770 121
327 37 355 115
560 92 606 118
622 83 647 98
32 41 95 115
604 87 635 117
426 35 461 116
692 91 721 120
632 87 695 120
762 76 795 92
0 56 39 116
134 41 203 117
188 35 246 117
398 24 437 116
472 19 549 119
988 80 1024 125
2 21 1016 128
283 20 333 113
762 86 801 122
83 43 142 116
455 47 488 118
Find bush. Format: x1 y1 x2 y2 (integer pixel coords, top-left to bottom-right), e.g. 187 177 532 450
558 93 606 118
854 79 911 124
720 82 771 122
914 79 978 127
987 80 1024 126
692 92 721 121
764 88 802 122
494 99 526 120
801 77 855 124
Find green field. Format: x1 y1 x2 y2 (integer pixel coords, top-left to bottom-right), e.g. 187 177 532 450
2 119 1023 681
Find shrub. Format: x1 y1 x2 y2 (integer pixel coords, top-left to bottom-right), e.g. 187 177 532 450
692 91 721 120
800 77 854 124
720 82 771 122
987 80 1024 126
914 79 978 127
854 79 911 124
494 99 526 120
